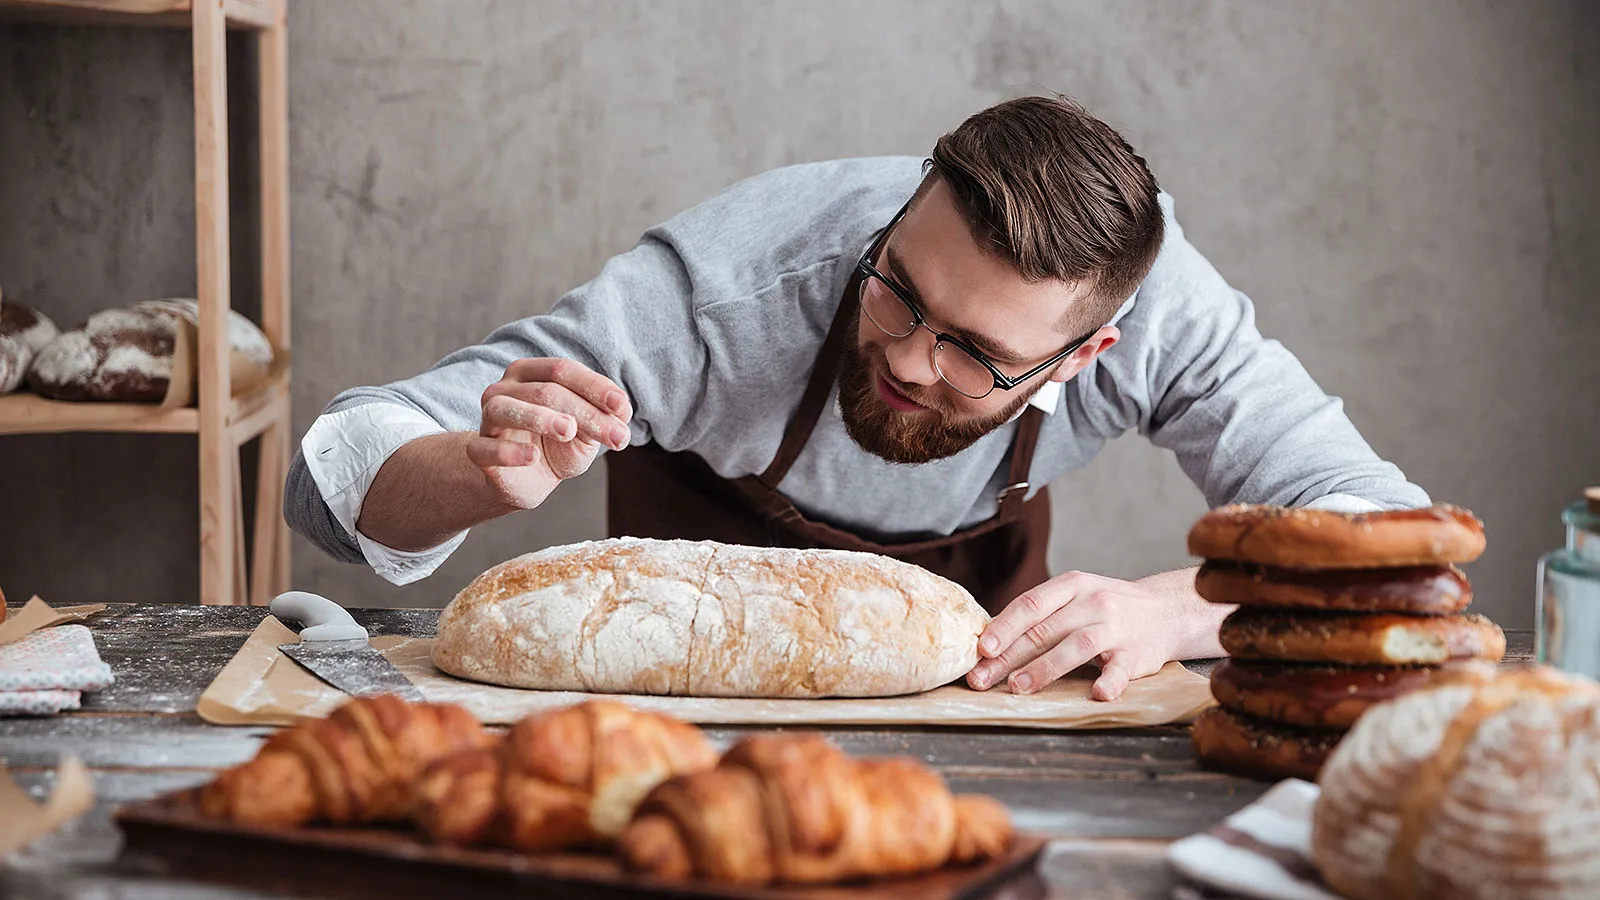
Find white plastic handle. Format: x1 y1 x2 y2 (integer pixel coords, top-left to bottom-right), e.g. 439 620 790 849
269 591 368 642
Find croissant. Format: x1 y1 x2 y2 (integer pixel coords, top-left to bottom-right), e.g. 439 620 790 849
411 699 717 851
619 733 1014 885
199 694 491 827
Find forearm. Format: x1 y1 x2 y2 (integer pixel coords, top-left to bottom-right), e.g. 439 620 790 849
1135 565 1231 660
356 432 524 552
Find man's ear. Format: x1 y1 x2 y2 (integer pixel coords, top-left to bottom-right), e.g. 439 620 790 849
1049 326 1120 383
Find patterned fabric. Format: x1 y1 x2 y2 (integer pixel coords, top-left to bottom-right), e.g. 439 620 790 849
0 688 81 715
0 624 113 716
1165 779 1340 900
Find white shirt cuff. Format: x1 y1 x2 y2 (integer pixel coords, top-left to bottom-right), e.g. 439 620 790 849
1302 493 1385 514
301 403 468 586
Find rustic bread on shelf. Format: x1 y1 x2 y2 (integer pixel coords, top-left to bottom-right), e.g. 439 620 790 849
27 299 274 403
0 295 60 394
431 537 989 699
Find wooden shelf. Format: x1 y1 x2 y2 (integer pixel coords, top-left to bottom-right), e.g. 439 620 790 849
0 0 277 30
0 359 289 439
0 0 293 605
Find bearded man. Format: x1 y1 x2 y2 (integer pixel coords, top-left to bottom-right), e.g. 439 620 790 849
286 95 1428 701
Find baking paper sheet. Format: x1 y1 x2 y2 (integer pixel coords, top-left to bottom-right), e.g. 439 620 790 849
196 616 1216 729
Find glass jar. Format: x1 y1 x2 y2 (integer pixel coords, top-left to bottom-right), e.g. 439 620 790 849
1535 494 1600 676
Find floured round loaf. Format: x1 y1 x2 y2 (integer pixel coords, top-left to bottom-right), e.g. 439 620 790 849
0 296 60 393
28 309 176 401
1312 662 1600 900
431 538 989 698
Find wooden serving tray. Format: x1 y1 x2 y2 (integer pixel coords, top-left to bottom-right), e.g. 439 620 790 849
114 789 1049 900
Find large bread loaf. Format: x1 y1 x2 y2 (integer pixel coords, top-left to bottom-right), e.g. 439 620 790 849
1311 661 1600 899
431 538 988 699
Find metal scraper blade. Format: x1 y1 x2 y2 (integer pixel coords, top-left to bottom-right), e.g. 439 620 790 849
279 639 424 702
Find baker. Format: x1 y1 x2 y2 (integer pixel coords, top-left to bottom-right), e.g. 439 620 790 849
285 95 1429 702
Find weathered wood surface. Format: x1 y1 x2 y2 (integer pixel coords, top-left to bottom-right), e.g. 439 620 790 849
0 603 1537 900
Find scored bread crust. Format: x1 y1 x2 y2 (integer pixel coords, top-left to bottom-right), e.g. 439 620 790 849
1187 504 1486 568
1209 660 1444 729
1219 609 1506 666
1311 662 1600 900
1190 706 1343 781
430 538 989 699
1195 561 1472 614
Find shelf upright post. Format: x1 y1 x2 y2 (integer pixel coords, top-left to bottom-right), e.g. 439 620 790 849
252 0 292 604
192 0 236 605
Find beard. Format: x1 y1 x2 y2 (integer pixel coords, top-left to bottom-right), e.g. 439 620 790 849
837 317 1039 464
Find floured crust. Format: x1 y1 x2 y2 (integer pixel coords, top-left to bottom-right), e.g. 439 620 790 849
430 538 989 699
1190 706 1343 781
1311 663 1600 900
1219 609 1505 666
0 299 59 394
1210 660 1444 729
1187 504 1486 568
1196 561 1472 614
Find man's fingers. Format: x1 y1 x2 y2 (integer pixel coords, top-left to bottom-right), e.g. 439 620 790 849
486 382 629 450
978 576 1073 660
1008 623 1114 695
1091 652 1133 702
481 395 578 442
969 589 1105 690
466 435 535 470
502 358 634 422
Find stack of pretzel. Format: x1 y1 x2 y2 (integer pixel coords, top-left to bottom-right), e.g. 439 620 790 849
1185 504 1506 780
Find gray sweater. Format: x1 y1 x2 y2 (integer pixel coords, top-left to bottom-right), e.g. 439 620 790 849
285 156 1428 584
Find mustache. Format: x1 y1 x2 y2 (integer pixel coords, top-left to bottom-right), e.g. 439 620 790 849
862 342 953 414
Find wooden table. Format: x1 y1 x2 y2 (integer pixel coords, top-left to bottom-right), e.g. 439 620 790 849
0 604 1535 899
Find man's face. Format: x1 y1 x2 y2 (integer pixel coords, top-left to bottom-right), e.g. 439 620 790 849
839 180 1114 464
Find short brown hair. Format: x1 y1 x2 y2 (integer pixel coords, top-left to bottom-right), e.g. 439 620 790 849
916 94 1164 334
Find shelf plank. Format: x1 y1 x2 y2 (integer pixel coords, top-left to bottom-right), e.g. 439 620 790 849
0 392 200 434
0 365 289 436
0 0 276 30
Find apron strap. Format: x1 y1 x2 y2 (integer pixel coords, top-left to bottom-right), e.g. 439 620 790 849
997 406 1044 522
756 267 864 488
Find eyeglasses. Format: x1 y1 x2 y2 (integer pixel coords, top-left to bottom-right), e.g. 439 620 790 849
855 201 1095 401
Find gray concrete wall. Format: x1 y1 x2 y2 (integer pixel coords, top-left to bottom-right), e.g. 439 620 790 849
1 1 1595 629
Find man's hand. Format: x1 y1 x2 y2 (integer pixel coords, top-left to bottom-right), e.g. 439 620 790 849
470 358 634 509
966 568 1228 702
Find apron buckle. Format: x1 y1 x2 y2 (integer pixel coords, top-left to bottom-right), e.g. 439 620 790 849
998 481 1030 501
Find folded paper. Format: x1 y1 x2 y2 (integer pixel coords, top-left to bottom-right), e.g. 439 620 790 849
197 616 1217 728
0 757 95 859
0 597 106 647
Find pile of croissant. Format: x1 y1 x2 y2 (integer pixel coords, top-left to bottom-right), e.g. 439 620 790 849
198 695 1015 885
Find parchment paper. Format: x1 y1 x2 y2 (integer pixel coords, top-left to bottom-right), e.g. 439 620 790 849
196 616 1216 729
0 597 107 647
0 756 94 858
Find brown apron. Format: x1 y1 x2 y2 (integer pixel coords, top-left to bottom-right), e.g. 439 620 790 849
604 269 1051 614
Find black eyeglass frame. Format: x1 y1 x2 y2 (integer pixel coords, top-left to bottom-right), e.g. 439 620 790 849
855 200 1097 400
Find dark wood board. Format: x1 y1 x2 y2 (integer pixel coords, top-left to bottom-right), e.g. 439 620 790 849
114 788 1048 900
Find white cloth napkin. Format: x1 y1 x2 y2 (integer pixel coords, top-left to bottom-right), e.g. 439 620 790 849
0 624 114 715
1165 779 1341 900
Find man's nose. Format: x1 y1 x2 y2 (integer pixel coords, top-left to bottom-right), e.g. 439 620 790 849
883 325 942 387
